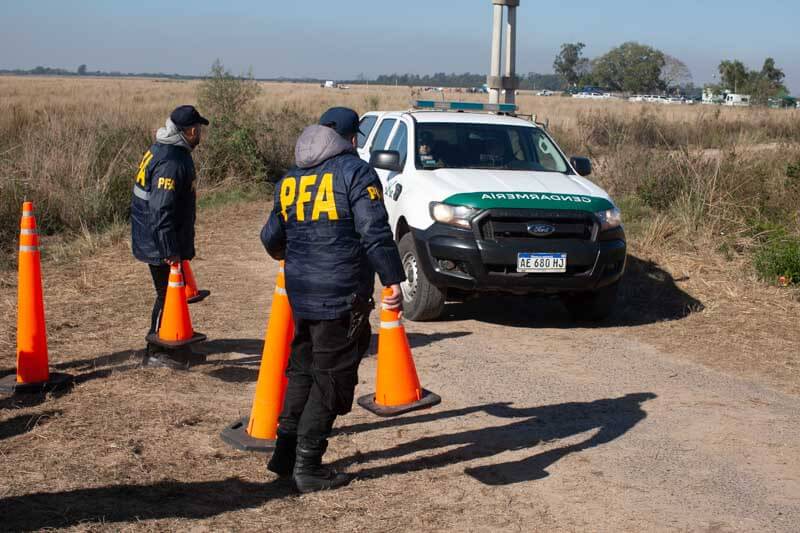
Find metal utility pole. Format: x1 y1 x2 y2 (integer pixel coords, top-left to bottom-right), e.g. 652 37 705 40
487 0 519 105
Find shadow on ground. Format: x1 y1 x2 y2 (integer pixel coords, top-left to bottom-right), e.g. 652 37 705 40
0 478 287 531
204 331 472 383
438 255 702 328
55 349 142 371
196 338 264 358
0 394 655 528
0 410 61 441
336 392 656 485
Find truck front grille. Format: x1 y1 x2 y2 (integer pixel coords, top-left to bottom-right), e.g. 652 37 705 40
477 209 597 242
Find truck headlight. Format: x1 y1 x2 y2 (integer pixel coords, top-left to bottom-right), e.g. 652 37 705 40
596 207 622 231
430 202 478 229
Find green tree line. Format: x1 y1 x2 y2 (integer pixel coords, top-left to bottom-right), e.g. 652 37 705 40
553 42 790 102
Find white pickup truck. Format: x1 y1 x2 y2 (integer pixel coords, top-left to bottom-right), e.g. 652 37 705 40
357 101 626 321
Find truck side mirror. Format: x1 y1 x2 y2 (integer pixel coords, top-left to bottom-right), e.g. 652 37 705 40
370 150 403 172
570 156 592 177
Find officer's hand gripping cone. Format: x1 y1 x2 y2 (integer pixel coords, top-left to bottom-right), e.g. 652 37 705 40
357 288 441 417
182 260 210 304
221 262 294 452
0 202 73 394
146 263 206 349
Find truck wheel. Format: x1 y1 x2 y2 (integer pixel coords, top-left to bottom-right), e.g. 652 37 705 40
560 281 619 322
398 233 445 321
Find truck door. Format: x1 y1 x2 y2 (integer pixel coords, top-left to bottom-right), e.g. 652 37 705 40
382 121 409 233
356 114 380 161
366 118 398 188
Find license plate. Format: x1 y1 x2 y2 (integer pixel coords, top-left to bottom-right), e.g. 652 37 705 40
517 253 567 273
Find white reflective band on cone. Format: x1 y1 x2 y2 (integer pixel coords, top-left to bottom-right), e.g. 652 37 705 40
380 320 402 329
20 229 38 235
22 211 33 217
168 282 185 288
275 287 287 296
279 267 285 274
19 245 39 252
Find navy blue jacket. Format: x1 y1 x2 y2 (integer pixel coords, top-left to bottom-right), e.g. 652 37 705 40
261 125 405 320
130 143 197 265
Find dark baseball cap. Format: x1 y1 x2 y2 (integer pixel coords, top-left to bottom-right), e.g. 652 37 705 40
319 107 362 138
170 105 209 128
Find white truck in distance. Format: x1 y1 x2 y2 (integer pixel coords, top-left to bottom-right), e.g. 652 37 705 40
357 101 626 321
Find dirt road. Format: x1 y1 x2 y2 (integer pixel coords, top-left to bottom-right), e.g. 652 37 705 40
1 200 799 532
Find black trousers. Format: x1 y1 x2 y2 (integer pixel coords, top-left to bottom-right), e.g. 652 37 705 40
278 314 372 443
148 264 171 335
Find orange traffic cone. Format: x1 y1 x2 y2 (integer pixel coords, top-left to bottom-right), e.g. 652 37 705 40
182 260 210 304
357 288 441 417
0 202 72 394
146 263 206 349
221 261 294 451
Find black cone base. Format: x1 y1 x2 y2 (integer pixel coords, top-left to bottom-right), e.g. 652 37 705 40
187 290 211 304
220 417 277 452
357 389 441 417
146 331 207 350
0 372 74 394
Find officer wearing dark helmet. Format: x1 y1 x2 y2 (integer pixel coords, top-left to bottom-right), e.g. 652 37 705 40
130 105 208 369
261 107 405 493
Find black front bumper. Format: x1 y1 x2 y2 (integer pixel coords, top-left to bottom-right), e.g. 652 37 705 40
410 217 626 295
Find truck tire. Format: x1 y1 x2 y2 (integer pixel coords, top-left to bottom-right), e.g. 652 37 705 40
398 233 445 321
560 281 619 322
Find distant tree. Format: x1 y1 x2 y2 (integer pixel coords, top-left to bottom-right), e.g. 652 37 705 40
592 42 666 93
718 60 749 93
660 55 692 93
197 59 261 120
77 64 87 76
718 57 787 104
751 57 787 104
575 57 593 84
759 57 785 87
553 42 587 87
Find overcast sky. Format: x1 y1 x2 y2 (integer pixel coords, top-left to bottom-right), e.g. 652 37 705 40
1 0 798 93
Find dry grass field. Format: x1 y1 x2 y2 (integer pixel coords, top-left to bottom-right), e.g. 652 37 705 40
1 75 800 363
2 76 800 531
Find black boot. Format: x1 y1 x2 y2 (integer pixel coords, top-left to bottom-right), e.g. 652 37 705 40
267 431 297 477
293 439 351 493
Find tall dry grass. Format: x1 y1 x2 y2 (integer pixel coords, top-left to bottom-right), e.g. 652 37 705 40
1 77 799 279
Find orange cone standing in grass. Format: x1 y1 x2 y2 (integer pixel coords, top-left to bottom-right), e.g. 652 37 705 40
0 202 72 394
146 263 206 348
182 260 210 304
221 262 294 451
357 287 441 417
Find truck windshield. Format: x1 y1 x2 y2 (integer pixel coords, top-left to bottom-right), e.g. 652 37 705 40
415 123 569 173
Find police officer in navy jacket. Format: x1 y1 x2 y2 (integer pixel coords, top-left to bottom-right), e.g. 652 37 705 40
261 107 405 492
131 105 208 368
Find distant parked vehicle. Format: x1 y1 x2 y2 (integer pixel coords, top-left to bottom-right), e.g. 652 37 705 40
723 93 751 107
702 88 724 105
536 90 554 96
767 96 796 109
573 92 605 99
